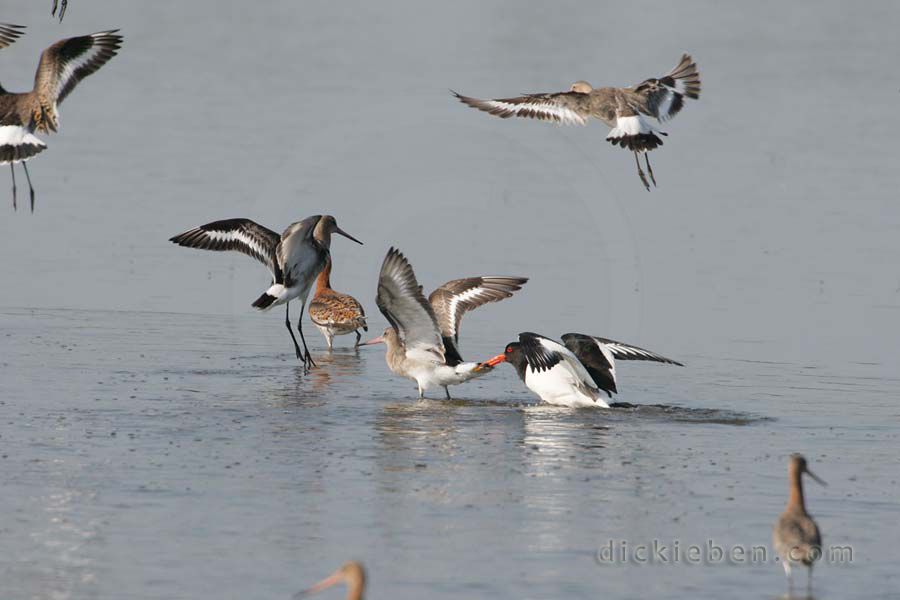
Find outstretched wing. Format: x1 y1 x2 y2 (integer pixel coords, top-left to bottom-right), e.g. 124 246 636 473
35 30 123 106
519 332 600 395
574 334 683 366
376 248 444 360
0 23 24 51
453 90 589 126
169 218 282 282
632 53 701 122
429 276 528 365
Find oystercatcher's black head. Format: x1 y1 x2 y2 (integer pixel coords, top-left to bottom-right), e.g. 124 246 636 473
481 342 527 380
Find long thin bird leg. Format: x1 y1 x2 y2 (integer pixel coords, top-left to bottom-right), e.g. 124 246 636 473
644 153 657 187
297 300 316 372
52 0 68 21
444 386 451 400
634 151 650 191
22 162 35 213
285 302 303 361
10 164 16 211
354 330 362 347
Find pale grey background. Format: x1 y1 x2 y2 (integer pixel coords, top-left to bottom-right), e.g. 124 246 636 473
0 1 898 599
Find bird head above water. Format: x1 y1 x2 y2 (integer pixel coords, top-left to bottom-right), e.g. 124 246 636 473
570 80 593 93
313 215 363 248
480 341 525 374
789 453 827 487
361 327 400 349
295 561 366 600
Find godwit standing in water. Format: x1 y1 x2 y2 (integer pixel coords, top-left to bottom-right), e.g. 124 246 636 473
169 215 363 371
0 29 123 211
481 332 682 407
365 247 527 399
773 453 826 595
52 0 69 21
296 562 365 600
453 54 700 191
308 257 368 349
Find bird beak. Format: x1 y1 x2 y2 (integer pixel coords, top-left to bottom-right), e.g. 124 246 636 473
361 336 384 346
480 353 507 369
293 571 343 598
334 226 363 245
806 469 827 487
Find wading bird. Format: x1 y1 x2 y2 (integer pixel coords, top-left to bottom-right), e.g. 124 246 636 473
295 562 365 600
481 332 682 407
308 257 368 349
453 54 700 191
169 215 362 371
773 453 826 595
0 29 123 211
365 247 527 399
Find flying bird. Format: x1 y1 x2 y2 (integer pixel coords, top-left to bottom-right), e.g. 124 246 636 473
308 257 368 349
481 332 682 407
453 54 700 191
773 453 826 595
0 29 123 211
169 215 362 370
365 247 527 399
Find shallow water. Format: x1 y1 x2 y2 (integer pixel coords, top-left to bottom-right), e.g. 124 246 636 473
2 0 900 599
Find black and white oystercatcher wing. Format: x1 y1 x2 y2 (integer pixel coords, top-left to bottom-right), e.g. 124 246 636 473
453 90 588 126
0 23 24 50
632 54 701 122
429 276 528 365
169 218 282 280
376 248 445 360
35 30 123 107
566 334 683 366
518 332 604 406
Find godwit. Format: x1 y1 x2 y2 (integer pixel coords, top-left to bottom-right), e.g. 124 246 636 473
169 215 362 371
51 0 68 22
308 257 368 349
453 54 700 191
773 453 826 595
365 247 527 399
481 332 682 407
0 29 123 211
295 561 365 600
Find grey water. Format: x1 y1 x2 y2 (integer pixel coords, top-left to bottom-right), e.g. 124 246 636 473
1 1 899 598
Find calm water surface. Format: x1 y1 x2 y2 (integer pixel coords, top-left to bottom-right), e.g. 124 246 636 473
1 1 899 599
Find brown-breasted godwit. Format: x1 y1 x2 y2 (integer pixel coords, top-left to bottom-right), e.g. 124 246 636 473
453 54 700 191
295 562 365 600
169 216 362 371
0 29 123 211
308 257 368 349
773 453 826 594
364 247 527 399
481 332 682 407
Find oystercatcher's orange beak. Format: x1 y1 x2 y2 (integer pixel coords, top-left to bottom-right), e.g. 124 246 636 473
483 353 507 368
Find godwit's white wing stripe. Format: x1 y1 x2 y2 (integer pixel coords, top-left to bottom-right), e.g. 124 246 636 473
0 126 47 165
169 219 282 280
36 30 123 106
376 248 445 360
429 276 528 339
453 91 588 126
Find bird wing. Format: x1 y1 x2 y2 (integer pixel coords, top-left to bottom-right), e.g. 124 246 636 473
309 292 367 328
631 54 701 122
376 248 445 361
519 332 600 396
169 218 283 282
571 334 683 366
429 276 528 364
275 215 326 286
0 23 24 51
775 513 822 562
34 30 123 106
453 90 589 126
560 333 618 397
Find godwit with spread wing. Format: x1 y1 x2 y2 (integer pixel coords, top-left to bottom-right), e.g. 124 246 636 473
308 257 367 349
773 453 826 595
0 29 123 211
295 562 365 600
453 54 700 191
169 215 362 371
364 247 527 399
481 332 682 407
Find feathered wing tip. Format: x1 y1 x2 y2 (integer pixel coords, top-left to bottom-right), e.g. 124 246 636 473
666 53 701 100
0 23 24 50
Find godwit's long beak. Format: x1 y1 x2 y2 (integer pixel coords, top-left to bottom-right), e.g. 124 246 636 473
361 336 384 346
335 226 363 245
293 571 343 598
475 353 507 371
806 469 827 487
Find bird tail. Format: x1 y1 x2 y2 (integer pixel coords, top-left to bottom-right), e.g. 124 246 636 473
251 284 288 310
0 126 47 165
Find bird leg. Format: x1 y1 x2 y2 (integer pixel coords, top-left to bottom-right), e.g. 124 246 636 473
418 386 425 399
634 151 651 191
22 162 35 213
285 302 304 361
297 300 316 372
10 164 17 211
354 330 362 347
444 386 452 400
52 0 68 21
644 153 657 187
